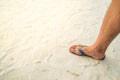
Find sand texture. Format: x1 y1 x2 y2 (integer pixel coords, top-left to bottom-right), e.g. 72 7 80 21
0 0 120 80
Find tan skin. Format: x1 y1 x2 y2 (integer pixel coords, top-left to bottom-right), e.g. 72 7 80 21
69 0 120 60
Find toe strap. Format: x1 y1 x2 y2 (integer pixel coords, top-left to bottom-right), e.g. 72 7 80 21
78 48 88 56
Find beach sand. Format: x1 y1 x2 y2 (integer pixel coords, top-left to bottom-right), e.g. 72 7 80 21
0 0 120 80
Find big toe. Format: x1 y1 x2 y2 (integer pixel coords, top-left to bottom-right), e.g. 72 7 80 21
69 45 80 55
69 46 74 52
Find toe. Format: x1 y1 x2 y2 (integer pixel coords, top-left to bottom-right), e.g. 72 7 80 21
69 46 74 52
69 45 81 55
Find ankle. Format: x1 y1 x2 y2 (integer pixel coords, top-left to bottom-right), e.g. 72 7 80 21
90 45 106 54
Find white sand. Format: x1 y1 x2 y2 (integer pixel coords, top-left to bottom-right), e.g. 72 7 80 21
0 0 120 80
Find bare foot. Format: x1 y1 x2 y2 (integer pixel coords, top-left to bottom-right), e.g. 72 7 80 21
69 44 105 60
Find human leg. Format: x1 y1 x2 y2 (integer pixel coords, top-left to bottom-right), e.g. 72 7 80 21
69 0 120 60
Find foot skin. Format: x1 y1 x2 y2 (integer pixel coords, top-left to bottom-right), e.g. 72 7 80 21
69 44 105 60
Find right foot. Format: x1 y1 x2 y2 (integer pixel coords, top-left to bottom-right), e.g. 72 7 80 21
69 44 105 60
